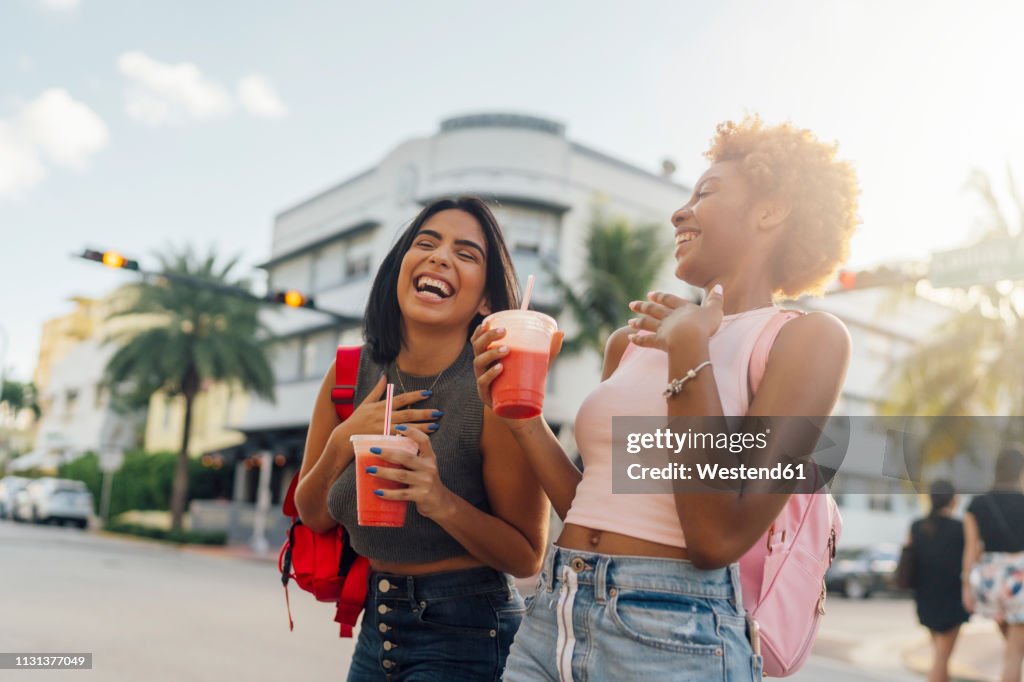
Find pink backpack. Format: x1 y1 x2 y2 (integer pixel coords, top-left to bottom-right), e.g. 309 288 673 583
738 311 842 677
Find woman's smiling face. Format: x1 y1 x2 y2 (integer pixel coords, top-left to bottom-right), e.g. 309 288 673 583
670 160 762 288
396 208 492 330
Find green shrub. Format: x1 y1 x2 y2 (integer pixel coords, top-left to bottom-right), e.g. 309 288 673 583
58 450 234 517
104 521 227 546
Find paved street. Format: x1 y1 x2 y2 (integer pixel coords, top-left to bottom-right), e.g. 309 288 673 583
0 521 356 681
0 521 933 681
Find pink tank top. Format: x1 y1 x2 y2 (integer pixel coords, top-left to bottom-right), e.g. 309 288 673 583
564 307 788 548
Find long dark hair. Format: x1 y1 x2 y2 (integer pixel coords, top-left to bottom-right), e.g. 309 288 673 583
923 479 955 535
994 443 1024 487
364 197 520 365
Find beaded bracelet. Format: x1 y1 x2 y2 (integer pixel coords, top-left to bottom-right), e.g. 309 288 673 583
662 360 712 398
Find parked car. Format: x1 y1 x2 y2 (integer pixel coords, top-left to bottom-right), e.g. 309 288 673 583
825 544 901 599
0 476 31 519
13 478 93 528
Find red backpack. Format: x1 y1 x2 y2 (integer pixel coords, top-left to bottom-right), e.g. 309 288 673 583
278 346 370 637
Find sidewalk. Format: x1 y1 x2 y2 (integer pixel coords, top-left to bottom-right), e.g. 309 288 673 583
901 619 1005 682
807 596 1008 682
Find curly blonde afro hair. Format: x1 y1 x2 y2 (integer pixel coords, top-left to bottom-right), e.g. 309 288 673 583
705 115 860 298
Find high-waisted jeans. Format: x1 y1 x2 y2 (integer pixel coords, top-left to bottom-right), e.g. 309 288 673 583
347 566 525 682
502 545 762 681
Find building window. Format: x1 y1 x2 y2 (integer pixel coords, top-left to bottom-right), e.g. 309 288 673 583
344 233 375 282
300 337 317 380
64 389 78 417
163 400 173 429
270 338 302 382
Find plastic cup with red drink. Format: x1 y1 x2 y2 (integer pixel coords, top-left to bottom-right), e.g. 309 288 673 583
483 309 558 419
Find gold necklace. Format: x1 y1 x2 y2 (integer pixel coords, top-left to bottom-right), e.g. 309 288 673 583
392 361 446 395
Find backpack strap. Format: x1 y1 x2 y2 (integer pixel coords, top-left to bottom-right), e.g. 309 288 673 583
335 556 371 637
331 346 363 420
282 346 363 520
749 310 804 396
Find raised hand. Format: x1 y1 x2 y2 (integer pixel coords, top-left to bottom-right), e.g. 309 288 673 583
329 374 440 449
628 285 724 351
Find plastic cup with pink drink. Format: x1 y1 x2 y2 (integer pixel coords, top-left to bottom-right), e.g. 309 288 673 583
351 434 419 527
483 309 558 419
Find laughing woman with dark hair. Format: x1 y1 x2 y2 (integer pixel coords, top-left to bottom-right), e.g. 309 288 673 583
294 197 549 681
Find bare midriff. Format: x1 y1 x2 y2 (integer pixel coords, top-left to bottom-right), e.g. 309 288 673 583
370 554 485 576
558 523 689 560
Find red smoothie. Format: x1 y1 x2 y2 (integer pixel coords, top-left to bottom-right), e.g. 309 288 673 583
493 348 550 419
351 435 417 527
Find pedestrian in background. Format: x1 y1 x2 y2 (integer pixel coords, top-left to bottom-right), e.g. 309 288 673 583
905 479 969 682
964 444 1024 682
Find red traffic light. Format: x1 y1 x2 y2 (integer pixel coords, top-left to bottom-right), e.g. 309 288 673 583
81 249 140 271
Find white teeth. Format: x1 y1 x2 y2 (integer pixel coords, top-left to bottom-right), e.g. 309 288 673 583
676 232 699 245
416 276 453 297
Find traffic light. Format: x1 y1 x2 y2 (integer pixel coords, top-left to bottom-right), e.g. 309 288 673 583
81 249 140 271
269 289 316 309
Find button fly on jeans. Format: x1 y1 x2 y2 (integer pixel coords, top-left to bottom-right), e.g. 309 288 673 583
378 604 391 615
571 557 587 572
378 579 392 592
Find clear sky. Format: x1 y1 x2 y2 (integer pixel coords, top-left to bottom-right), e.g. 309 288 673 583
2 0 1023 381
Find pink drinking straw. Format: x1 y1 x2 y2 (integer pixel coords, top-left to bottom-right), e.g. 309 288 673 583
383 383 394 435
520 274 535 311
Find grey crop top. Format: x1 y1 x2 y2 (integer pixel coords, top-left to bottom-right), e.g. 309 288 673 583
326 343 490 563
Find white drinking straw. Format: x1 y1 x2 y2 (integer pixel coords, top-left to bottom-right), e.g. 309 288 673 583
520 274 535 311
383 383 394 435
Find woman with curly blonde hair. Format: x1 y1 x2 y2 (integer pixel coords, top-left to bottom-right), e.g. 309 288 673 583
473 115 859 680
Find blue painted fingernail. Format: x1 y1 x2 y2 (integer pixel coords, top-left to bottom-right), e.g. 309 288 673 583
421 390 433 397
396 424 407 431
370 447 382 454
432 410 443 417
374 490 384 497
429 423 440 431
365 466 378 474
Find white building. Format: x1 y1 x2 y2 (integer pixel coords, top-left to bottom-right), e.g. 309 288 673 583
13 339 141 472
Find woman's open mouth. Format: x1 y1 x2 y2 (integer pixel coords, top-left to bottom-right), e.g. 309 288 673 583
674 229 701 253
413 274 455 302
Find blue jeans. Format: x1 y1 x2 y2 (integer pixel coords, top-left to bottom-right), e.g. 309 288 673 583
347 566 525 681
503 546 762 681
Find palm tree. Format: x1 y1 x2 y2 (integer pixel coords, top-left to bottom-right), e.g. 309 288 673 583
882 167 1024 465
1 380 41 420
104 247 275 532
547 208 676 356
